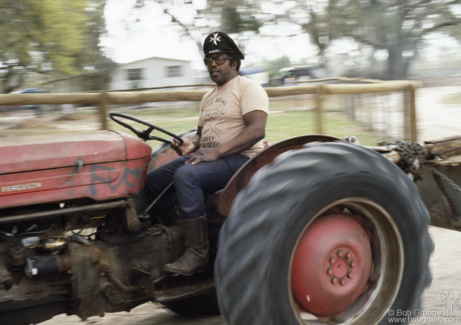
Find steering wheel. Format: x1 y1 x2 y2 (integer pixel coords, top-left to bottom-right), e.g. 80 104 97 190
109 113 184 145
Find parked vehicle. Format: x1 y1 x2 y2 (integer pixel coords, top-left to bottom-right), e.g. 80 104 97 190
279 65 326 85
1 111 452 325
1 88 45 115
239 67 270 87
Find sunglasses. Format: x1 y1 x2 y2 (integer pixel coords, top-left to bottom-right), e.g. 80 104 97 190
203 55 233 66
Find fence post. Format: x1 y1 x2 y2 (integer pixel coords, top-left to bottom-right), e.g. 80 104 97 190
316 85 324 134
367 93 374 131
409 84 417 143
403 89 410 141
349 94 355 120
99 92 109 130
403 85 418 142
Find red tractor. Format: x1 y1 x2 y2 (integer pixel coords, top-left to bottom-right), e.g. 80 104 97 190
0 113 437 324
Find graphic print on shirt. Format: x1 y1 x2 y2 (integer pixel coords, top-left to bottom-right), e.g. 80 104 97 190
201 97 227 148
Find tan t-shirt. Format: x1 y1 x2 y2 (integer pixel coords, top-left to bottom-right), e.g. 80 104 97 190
198 75 269 158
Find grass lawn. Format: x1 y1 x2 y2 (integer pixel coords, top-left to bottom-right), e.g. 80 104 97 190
0 98 387 147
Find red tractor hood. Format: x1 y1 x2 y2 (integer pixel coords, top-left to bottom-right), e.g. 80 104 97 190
0 131 152 209
0 131 151 174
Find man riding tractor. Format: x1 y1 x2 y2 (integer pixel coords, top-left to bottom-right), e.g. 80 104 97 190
143 31 269 276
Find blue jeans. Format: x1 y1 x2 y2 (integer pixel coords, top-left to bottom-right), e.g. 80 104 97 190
143 154 249 219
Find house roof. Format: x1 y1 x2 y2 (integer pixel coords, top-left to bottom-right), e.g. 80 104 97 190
118 56 192 66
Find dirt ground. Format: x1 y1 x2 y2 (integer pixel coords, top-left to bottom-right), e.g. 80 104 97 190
417 86 461 141
36 85 461 324
40 302 224 325
39 226 461 325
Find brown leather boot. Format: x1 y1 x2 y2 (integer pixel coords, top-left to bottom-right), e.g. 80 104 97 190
156 207 181 226
163 216 209 276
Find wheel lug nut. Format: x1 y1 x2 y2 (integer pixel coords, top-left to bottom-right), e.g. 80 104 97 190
330 257 337 264
332 278 338 284
348 272 353 278
350 261 356 268
340 279 347 285
337 250 344 257
346 252 352 259
327 268 333 275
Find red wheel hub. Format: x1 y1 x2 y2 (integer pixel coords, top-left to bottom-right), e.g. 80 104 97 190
291 213 373 317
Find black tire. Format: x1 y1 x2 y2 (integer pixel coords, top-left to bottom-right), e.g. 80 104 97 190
160 291 220 317
215 142 433 325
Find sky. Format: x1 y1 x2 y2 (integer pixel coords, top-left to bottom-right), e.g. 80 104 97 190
101 0 461 73
101 0 319 71
101 0 202 64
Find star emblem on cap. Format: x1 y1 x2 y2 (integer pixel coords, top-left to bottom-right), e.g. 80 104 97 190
209 33 221 45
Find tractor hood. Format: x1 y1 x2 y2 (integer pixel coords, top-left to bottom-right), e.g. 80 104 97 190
0 131 152 175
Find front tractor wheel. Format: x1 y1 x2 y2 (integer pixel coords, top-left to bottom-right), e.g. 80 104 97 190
215 142 433 325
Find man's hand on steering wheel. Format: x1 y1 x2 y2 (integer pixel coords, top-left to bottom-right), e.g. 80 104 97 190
171 138 197 156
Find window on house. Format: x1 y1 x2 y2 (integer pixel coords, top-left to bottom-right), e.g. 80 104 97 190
166 66 183 78
126 69 143 81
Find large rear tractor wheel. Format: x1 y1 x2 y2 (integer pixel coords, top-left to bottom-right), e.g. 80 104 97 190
215 142 433 325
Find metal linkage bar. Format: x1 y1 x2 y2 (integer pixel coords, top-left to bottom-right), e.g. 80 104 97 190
0 200 128 225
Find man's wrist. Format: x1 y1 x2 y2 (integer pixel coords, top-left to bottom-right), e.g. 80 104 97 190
215 146 225 158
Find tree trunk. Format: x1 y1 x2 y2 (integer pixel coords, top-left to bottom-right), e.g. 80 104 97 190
387 45 409 80
1 67 24 94
220 5 239 33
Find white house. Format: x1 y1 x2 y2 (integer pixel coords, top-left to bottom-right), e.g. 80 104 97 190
109 57 196 91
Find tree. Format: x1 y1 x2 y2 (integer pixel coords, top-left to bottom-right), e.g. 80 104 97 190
138 0 461 80
133 0 262 57
291 0 461 79
263 56 291 79
0 0 112 93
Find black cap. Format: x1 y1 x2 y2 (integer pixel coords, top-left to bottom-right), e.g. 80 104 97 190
203 32 244 60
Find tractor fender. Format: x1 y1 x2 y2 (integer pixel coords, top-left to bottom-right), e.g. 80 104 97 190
217 135 340 217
